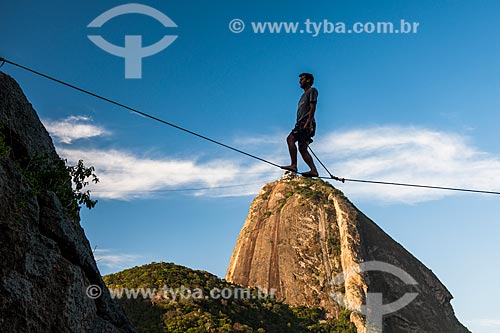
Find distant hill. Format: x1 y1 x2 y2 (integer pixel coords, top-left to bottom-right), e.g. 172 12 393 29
103 262 357 332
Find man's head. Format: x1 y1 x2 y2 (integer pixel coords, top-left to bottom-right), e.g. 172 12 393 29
299 73 314 88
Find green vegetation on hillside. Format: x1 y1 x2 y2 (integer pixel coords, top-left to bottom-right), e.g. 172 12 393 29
0 128 98 221
258 177 347 211
20 155 99 221
288 178 344 203
104 262 357 333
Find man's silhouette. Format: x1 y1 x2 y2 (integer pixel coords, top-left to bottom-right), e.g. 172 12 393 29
281 73 318 177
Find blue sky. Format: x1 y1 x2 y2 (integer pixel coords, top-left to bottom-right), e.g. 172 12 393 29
2 1 500 331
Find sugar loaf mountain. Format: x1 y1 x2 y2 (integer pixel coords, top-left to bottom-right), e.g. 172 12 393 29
0 71 470 332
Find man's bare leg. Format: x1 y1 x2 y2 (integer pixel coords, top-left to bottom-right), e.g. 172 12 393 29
281 133 298 172
298 142 318 176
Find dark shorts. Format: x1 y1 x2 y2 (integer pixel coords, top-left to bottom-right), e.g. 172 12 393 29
291 120 316 144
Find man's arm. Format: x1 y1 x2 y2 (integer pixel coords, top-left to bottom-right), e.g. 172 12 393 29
304 102 316 129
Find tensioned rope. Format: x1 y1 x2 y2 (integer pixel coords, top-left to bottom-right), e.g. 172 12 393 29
1 56 499 196
92 180 275 194
0 57 280 169
306 144 500 195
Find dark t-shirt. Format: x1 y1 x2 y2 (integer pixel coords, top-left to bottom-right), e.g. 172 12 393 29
296 87 318 123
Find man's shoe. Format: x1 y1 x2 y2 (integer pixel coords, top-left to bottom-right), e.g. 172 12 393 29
280 165 298 173
301 171 318 178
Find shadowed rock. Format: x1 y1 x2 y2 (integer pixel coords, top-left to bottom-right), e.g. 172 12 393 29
0 72 135 332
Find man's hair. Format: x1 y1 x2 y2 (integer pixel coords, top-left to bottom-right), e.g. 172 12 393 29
299 72 314 85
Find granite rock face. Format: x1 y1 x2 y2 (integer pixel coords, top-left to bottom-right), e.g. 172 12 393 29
0 72 135 332
226 174 470 333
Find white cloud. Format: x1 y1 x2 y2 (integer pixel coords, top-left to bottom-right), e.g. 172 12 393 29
56 147 280 200
43 116 110 144
465 318 500 328
232 132 286 147
53 125 500 203
315 126 500 203
93 249 143 269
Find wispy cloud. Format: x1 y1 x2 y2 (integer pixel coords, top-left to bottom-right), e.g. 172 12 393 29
94 249 143 270
54 124 500 203
232 131 286 147
43 116 110 144
57 147 280 199
465 318 500 328
316 126 500 203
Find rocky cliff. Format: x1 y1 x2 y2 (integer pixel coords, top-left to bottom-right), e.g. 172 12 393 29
226 174 470 332
0 72 135 332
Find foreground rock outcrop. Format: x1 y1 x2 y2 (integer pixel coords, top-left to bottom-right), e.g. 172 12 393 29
0 72 135 332
226 174 470 332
